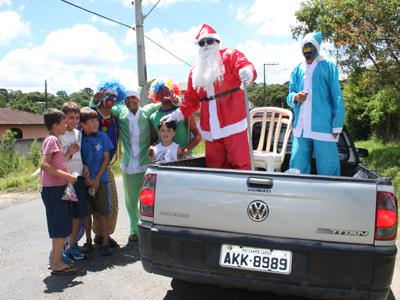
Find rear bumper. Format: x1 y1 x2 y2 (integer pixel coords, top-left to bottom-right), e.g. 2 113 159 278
138 222 397 300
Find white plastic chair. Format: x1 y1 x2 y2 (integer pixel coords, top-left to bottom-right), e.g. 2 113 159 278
250 107 293 172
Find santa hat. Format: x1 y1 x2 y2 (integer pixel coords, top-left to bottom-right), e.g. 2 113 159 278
195 24 220 44
301 31 322 53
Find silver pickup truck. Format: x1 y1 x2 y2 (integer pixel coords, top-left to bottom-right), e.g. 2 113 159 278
137 128 398 300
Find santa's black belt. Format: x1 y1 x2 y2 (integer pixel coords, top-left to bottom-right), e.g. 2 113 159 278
199 86 241 102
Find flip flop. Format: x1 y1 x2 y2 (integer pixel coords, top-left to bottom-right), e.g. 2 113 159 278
51 266 77 276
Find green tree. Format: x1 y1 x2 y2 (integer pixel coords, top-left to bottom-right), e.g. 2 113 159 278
292 0 400 84
69 88 93 108
0 89 8 108
248 83 289 108
367 86 400 140
8 91 46 114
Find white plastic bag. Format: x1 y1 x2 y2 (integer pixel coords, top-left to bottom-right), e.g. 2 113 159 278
62 183 78 202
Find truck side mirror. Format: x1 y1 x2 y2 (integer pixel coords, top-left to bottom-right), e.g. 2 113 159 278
356 148 369 158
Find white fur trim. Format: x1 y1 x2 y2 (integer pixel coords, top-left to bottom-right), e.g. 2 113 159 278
301 36 320 53
199 128 213 141
199 118 248 141
332 127 342 134
195 33 220 44
208 99 221 135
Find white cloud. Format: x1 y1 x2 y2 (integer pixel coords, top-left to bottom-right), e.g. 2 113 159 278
0 10 30 45
236 39 302 84
0 24 132 92
0 0 11 6
237 0 301 37
124 26 198 65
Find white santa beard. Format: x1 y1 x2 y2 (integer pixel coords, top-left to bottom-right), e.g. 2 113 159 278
192 44 225 96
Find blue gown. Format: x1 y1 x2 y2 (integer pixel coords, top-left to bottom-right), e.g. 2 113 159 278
286 56 345 176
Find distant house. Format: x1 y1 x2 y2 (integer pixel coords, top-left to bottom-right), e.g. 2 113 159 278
0 108 46 139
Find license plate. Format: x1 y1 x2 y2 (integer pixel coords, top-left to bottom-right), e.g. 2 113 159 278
219 244 292 274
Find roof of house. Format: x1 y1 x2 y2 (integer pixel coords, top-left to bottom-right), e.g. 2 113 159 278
0 108 43 125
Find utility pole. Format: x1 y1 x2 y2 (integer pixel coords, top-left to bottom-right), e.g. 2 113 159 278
134 0 148 104
44 79 48 109
263 63 278 106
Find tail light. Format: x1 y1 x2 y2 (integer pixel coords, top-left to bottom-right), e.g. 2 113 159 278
375 191 398 240
139 174 157 217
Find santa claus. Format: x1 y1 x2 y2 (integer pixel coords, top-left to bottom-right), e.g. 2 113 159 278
165 24 256 169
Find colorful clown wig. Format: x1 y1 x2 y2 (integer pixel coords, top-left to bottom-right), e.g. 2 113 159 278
149 78 180 103
97 80 126 106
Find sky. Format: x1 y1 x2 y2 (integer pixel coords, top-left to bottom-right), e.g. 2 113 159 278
0 0 334 94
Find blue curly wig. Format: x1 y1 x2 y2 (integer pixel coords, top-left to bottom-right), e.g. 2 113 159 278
97 80 126 106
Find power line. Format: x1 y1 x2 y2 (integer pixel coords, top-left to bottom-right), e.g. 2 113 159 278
60 0 191 67
143 0 162 20
61 0 132 29
149 10 194 46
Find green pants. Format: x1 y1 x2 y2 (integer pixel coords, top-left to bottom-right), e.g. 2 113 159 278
122 172 145 235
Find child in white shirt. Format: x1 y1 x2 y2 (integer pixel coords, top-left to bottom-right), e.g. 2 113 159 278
58 102 88 260
152 120 184 162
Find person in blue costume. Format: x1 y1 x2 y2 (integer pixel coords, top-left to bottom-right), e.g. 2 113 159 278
286 32 345 176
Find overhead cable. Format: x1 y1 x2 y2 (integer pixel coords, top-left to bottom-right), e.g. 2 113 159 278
60 0 191 67
61 0 133 29
143 0 162 20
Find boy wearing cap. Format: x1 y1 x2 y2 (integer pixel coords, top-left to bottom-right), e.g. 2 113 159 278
286 31 345 176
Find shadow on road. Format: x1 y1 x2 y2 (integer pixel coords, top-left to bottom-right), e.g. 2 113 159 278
163 279 306 300
42 241 140 294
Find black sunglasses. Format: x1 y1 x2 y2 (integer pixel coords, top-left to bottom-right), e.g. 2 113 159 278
198 38 215 47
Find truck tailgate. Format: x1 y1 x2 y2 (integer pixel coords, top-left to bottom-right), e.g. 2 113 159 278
152 168 377 245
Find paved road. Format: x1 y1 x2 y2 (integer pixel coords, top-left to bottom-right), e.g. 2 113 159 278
0 176 398 300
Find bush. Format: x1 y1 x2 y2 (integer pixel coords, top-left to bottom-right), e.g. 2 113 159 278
0 130 19 178
356 139 400 197
0 174 39 192
29 139 41 168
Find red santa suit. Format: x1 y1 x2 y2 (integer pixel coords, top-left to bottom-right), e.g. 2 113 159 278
178 25 257 170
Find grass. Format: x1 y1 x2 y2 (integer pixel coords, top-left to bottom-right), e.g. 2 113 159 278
193 140 205 156
355 139 400 197
0 173 40 193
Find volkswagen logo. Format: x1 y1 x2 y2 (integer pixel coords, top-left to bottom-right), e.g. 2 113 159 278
247 200 269 222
